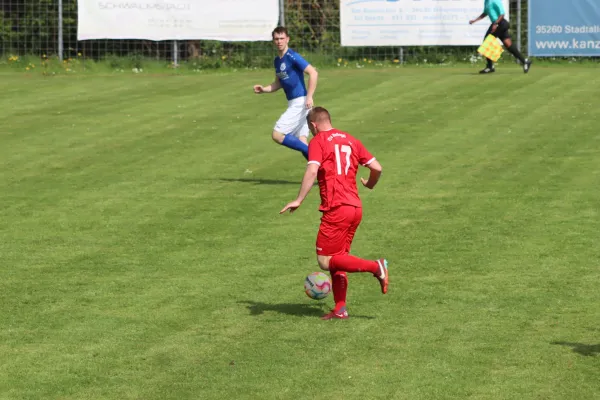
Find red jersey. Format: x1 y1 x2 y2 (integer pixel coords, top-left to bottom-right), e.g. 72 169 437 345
308 128 375 212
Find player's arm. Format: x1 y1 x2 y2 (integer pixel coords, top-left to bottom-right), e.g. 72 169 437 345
303 65 318 108
295 163 319 204
356 141 381 190
469 12 487 25
281 141 322 214
279 163 319 214
360 159 382 190
254 76 281 94
492 11 505 25
490 12 504 32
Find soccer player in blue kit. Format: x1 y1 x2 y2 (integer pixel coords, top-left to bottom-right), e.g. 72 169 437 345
253 26 318 160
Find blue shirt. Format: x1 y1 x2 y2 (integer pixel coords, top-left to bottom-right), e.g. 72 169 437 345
274 49 310 101
484 0 505 23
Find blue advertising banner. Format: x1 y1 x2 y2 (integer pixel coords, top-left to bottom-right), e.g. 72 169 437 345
529 0 600 57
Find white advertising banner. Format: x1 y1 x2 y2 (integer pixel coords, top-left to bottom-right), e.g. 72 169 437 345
340 0 510 46
77 0 280 41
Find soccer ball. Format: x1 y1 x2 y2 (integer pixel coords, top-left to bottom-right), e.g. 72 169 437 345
304 272 332 300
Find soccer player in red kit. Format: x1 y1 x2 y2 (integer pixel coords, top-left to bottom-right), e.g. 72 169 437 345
280 107 388 320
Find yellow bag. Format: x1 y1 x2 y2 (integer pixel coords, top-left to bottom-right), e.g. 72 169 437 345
477 34 504 62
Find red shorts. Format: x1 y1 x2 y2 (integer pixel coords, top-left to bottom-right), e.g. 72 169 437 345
316 205 362 256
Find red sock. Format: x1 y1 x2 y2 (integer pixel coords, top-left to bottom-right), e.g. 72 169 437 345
329 254 379 275
331 271 348 312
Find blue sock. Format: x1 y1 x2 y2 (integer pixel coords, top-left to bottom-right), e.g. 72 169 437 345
281 134 309 160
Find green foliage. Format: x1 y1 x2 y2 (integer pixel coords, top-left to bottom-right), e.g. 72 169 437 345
0 0 61 54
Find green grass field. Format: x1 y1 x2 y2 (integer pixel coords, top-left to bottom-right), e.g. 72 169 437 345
1 66 599 399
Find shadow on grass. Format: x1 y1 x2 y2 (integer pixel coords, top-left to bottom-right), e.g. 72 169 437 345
239 301 376 319
218 178 299 185
552 341 600 356
240 301 325 317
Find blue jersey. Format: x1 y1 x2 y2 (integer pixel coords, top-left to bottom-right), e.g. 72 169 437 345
274 49 310 101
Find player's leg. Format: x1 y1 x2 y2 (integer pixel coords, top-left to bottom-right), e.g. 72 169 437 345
343 206 362 254
498 22 531 73
294 116 310 146
316 207 388 319
327 207 388 294
273 101 309 159
316 208 383 276
271 130 285 144
315 207 352 320
318 206 358 319
322 207 361 316
502 37 527 64
480 24 496 74
318 254 349 320
272 129 308 160
327 269 348 320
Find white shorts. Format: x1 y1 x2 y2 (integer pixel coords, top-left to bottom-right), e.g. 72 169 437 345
274 97 309 138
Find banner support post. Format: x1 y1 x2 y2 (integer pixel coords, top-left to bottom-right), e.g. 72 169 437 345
173 40 178 66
